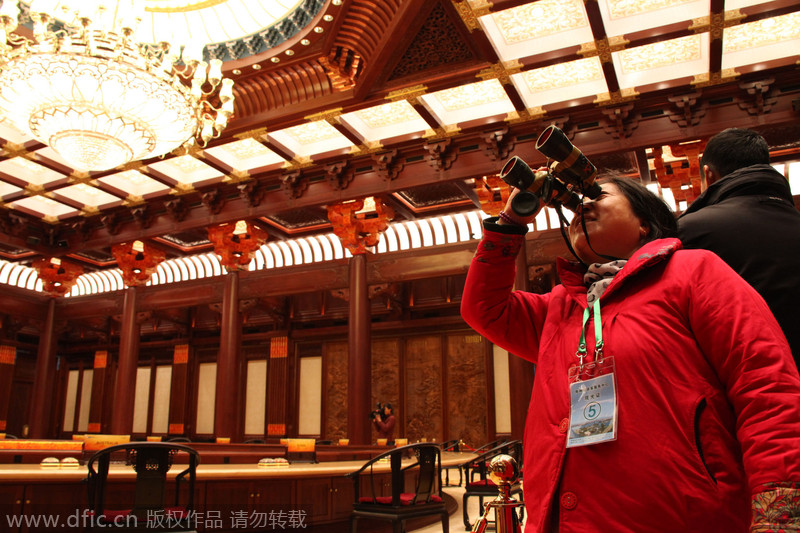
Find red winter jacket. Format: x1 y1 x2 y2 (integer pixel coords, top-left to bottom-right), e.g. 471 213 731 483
461 230 800 533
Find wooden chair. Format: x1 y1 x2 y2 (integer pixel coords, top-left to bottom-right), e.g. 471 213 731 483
347 442 448 533
463 439 507 484
461 440 524 530
440 439 463 487
86 442 199 532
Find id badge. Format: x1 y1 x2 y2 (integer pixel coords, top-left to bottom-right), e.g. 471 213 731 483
566 357 617 448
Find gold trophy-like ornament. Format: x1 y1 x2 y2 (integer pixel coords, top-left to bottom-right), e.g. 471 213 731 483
471 454 524 533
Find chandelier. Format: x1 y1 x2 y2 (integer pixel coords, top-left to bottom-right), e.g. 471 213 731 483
0 1 235 171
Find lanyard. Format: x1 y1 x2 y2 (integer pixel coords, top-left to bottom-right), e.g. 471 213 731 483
576 299 604 367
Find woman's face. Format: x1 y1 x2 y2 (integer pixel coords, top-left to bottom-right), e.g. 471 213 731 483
569 182 647 265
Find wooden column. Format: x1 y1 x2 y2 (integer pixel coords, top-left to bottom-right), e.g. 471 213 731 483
111 286 139 435
508 246 536 440
266 336 289 439
168 344 189 436
87 351 109 433
347 253 371 444
0 346 16 433
29 298 57 438
215 270 242 440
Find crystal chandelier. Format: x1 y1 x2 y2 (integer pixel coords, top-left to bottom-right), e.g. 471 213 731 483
0 1 235 171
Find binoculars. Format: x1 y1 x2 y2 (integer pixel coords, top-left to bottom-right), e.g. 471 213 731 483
500 125 602 217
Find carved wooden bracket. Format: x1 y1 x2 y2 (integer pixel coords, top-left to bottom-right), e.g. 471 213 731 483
207 220 268 272
281 171 308 199
327 197 394 255
165 197 190 223
0 211 26 237
238 181 266 208
31 257 84 297
474 174 511 216
259 296 288 328
738 78 776 116
102 211 124 236
70 219 94 242
131 204 155 229
330 288 348 302
667 91 706 128
371 149 404 181
319 46 361 91
482 127 515 161
325 160 355 190
202 189 226 215
112 241 166 287
600 104 637 139
424 138 457 171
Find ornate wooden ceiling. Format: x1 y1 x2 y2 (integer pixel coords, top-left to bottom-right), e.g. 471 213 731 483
0 0 799 286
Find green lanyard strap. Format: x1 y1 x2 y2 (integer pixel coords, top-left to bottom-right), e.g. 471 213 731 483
576 299 604 366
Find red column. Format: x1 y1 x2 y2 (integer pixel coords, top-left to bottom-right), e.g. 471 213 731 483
0 346 16 433
347 253 371 444
215 270 242 440
87 351 109 433
29 299 57 438
111 286 140 435
168 344 189 436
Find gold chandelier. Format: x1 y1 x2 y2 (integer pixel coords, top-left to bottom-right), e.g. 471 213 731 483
0 1 234 171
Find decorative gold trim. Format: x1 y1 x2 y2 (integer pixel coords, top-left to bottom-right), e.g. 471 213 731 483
124 195 146 206
505 108 545 124
145 0 231 14
386 85 428 103
305 107 343 123
423 124 461 140
451 0 491 32
692 69 740 88
234 127 269 141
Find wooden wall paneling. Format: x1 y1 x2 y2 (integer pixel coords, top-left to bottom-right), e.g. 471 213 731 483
323 340 348 440
404 335 443 442
445 332 490 448
168 344 190 436
87 350 108 433
0 346 15 432
266 336 289 439
371 337 401 440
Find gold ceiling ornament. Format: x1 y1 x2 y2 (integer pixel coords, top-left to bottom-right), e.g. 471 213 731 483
0 0 235 172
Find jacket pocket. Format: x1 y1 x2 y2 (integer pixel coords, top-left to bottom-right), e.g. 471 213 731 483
693 398 717 484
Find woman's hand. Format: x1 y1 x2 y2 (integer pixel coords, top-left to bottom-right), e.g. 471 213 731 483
499 167 548 226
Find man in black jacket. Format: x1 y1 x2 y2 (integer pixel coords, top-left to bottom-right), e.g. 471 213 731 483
678 128 800 368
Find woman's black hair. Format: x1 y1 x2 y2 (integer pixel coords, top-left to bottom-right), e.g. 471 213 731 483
598 175 678 243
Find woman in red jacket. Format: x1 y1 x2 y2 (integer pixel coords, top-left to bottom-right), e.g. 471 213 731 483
461 175 800 533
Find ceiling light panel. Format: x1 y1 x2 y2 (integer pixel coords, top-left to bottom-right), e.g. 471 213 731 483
721 12 800 70
268 121 355 159
612 33 709 90
419 79 515 126
147 155 225 186
0 157 65 187
340 101 430 143
10 196 78 220
96 171 171 198
596 0 710 37
0 180 22 198
52 184 122 210
205 138 287 171
479 0 594 62
511 56 608 108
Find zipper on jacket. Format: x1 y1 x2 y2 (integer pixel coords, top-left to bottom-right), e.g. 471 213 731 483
693 398 717 484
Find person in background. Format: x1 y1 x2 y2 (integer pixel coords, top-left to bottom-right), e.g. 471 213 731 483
371 403 396 444
461 173 800 533
678 127 800 366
